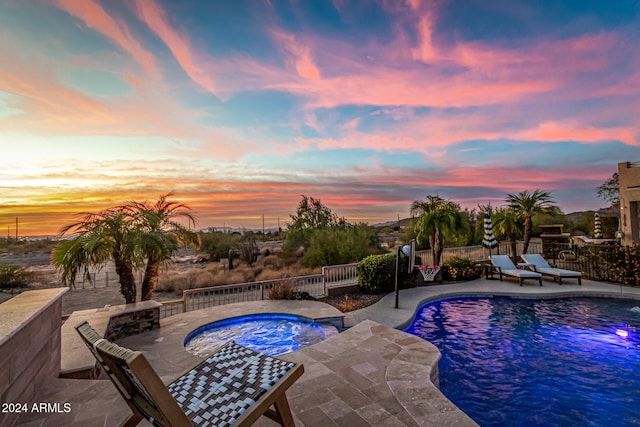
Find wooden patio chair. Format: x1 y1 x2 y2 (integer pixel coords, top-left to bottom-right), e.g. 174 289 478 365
75 321 303 427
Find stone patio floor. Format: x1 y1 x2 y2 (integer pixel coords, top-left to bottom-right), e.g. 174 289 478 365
12 277 640 426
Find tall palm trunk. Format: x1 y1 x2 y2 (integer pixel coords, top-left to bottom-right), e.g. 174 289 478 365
141 256 160 301
523 217 533 254
430 228 443 265
114 255 137 303
509 237 518 258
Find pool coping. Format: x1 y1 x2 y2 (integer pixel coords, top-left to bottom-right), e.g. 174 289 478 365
350 277 640 330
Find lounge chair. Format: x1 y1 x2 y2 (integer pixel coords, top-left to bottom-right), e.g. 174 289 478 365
521 253 582 285
75 321 303 427
490 255 542 286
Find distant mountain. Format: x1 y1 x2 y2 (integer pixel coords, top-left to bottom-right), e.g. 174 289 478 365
371 217 413 228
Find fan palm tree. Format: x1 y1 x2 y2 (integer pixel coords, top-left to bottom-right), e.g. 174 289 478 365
411 195 463 265
52 209 140 303
492 207 523 257
505 189 556 254
122 193 199 301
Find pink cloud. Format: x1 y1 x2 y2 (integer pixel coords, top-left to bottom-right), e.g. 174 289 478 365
51 0 157 77
512 121 639 146
270 28 322 81
134 0 220 97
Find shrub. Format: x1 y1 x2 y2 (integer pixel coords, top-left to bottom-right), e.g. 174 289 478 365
200 231 240 261
236 236 259 265
442 257 482 281
357 254 396 294
268 279 315 300
0 263 28 289
601 244 640 286
302 224 383 268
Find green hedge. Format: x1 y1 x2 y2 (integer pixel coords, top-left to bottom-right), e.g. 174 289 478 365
442 256 482 281
357 254 395 294
357 253 417 294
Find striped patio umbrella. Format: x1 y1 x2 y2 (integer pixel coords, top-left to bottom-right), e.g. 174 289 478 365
594 212 603 239
482 211 498 255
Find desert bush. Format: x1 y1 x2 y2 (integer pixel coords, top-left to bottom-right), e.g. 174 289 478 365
262 255 281 269
268 279 298 299
0 263 28 288
236 236 259 265
255 268 285 281
442 257 482 281
194 271 215 288
200 231 240 261
268 279 315 301
302 224 383 268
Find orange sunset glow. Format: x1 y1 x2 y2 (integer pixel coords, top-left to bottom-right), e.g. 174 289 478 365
1 0 638 236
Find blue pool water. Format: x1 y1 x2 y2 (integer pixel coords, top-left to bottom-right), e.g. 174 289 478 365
185 313 338 357
404 297 640 426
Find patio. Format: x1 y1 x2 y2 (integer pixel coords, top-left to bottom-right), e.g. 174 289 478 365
7 277 640 426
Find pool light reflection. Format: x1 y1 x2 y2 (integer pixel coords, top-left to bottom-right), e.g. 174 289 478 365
616 329 629 338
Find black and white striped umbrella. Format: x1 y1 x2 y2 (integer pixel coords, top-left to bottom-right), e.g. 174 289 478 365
594 212 603 239
482 211 498 249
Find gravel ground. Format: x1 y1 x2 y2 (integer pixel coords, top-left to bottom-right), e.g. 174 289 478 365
2 252 385 315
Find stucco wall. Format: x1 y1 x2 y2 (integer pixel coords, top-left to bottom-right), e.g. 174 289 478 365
0 289 67 427
618 161 640 245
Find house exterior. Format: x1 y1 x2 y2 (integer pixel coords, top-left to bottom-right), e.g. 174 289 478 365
618 161 640 245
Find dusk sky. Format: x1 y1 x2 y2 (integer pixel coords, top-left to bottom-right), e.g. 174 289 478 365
1 0 639 236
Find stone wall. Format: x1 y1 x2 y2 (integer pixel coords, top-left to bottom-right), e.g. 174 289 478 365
106 306 160 341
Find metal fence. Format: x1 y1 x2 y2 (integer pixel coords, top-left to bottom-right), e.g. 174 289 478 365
322 263 358 289
160 266 355 318
415 241 544 265
545 243 640 283
159 241 639 318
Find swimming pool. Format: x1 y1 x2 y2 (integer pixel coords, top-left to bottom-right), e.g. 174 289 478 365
404 297 640 426
185 313 339 357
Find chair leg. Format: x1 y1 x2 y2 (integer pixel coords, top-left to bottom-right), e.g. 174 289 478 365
578 277 582 286
558 277 562 286
538 278 542 286
120 412 143 427
273 394 295 427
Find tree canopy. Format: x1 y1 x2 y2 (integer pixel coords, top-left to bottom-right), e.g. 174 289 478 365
285 195 345 250
505 189 557 254
597 172 620 207
411 195 464 265
52 194 198 303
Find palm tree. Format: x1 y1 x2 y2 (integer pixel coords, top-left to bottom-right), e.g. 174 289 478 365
123 193 199 301
492 208 523 257
505 189 556 254
411 195 463 265
52 209 140 303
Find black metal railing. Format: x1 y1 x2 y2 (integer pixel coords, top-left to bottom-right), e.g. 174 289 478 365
544 243 640 285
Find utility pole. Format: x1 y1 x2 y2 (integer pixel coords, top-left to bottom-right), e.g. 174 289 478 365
262 214 265 238
15 218 18 240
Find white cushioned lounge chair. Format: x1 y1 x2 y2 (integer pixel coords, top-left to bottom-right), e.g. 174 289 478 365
490 255 542 286
521 253 582 285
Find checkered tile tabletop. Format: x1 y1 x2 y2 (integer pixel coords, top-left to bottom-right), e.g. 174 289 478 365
168 341 296 427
